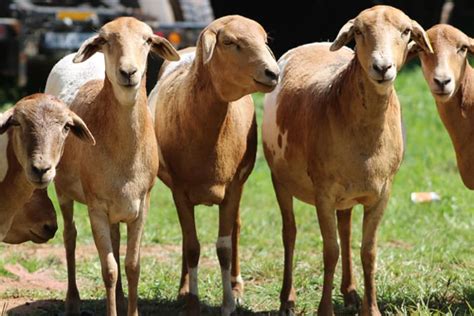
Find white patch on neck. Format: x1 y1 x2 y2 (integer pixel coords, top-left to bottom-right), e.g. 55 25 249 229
0 133 9 182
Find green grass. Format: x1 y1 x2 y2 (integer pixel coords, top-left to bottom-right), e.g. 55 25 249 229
1 65 473 315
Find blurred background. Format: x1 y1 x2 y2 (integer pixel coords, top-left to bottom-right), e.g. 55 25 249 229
0 0 472 101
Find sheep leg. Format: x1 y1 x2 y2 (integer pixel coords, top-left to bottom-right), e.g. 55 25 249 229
337 208 360 310
217 182 243 315
315 200 338 316
125 194 148 316
58 194 81 316
173 191 200 316
271 174 296 316
360 193 388 316
89 207 118 316
231 205 244 303
178 234 190 299
111 223 127 316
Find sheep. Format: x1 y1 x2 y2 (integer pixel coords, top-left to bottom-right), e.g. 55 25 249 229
148 15 279 316
0 94 94 243
4 189 57 244
261 6 433 315
46 17 179 316
409 24 474 189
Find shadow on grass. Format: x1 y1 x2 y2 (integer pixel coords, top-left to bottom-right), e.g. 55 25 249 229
4 287 473 315
5 298 280 316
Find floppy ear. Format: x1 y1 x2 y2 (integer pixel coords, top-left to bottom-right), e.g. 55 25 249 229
150 35 180 61
468 37 474 55
410 20 433 54
73 34 105 63
68 112 96 145
330 19 354 51
0 108 16 134
201 29 217 64
406 41 422 62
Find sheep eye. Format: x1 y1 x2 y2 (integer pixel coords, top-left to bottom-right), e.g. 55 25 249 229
63 124 70 133
402 28 411 36
146 38 152 45
459 45 468 53
354 29 362 36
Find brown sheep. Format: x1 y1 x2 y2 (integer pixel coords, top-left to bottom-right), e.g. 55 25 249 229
409 24 474 189
262 6 432 316
148 15 279 316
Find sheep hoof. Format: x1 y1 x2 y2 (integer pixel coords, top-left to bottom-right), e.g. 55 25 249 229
343 290 361 311
279 302 295 316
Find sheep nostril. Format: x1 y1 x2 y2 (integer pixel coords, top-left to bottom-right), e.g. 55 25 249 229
373 63 392 75
434 77 451 87
32 165 51 177
265 69 279 81
119 67 137 79
43 224 57 235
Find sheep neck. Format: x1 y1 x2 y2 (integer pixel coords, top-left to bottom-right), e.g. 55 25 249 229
187 63 230 131
97 76 149 150
337 57 396 125
435 65 474 185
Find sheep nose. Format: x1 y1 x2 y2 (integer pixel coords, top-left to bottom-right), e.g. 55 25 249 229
265 68 279 81
31 164 51 177
372 63 393 76
372 64 392 76
433 77 452 88
43 223 58 236
119 67 138 79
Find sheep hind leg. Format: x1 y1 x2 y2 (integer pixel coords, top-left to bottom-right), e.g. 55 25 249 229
337 208 360 311
231 207 244 305
173 191 200 316
58 193 81 316
271 174 297 316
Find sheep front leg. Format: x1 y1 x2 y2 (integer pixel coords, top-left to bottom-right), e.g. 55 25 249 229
361 191 389 316
173 191 200 316
89 207 118 316
271 174 297 316
218 182 243 315
337 208 360 310
111 223 127 315
125 193 148 316
315 199 338 316
58 194 81 316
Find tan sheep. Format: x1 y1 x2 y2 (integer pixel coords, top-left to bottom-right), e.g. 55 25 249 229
409 24 474 189
4 189 57 244
262 6 432 315
0 94 93 243
148 15 279 316
48 17 179 316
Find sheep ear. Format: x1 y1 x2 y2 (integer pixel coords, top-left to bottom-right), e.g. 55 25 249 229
410 20 433 54
0 108 16 134
201 30 217 64
150 35 180 61
468 38 474 55
406 41 422 62
330 19 354 51
68 112 96 145
73 34 105 63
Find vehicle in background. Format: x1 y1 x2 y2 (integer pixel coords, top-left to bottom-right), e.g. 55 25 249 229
0 0 211 95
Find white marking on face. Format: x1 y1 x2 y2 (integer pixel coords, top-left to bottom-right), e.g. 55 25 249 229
0 133 9 182
161 51 195 79
189 266 198 296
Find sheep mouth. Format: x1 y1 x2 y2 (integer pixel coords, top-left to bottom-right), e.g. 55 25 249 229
253 79 277 90
29 230 50 243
